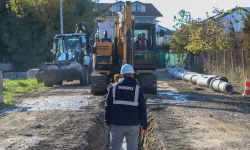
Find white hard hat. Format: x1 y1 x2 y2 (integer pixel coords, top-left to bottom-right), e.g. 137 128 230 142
120 64 135 74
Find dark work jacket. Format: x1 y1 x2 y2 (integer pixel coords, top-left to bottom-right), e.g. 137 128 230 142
105 77 148 130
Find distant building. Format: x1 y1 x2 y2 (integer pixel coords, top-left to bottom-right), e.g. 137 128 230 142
157 25 175 45
204 7 250 32
95 0 171 44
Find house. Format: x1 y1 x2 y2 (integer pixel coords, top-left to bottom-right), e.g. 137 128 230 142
204 7 250 32
95 0 167 44
156 25 175 45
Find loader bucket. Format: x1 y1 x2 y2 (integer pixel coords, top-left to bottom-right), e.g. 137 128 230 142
36 62 83 83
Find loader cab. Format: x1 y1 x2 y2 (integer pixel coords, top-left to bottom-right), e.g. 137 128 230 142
52 34 88 63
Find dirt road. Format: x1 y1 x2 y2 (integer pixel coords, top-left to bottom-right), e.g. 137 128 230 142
1 70 250 150
144 70 250 150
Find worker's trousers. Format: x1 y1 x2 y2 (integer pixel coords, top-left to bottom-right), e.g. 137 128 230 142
109 124 140 150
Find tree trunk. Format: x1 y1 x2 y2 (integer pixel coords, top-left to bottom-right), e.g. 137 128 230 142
216 50 219 75
208 52 211 73
224 49 226 76
231 48 234 80
242 47 245 76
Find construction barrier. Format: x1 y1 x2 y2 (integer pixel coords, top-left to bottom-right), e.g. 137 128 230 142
243 74 250 96
0 70 3 103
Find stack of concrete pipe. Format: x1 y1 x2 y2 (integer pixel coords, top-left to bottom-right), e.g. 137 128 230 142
166 67 186 80
165 67 234 94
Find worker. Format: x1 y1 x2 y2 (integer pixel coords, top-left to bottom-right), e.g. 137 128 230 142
139 33 149 50
135 34 141 49
105 64 148 150
102 30 111 42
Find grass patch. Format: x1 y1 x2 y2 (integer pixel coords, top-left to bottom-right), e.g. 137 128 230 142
2 79 46 105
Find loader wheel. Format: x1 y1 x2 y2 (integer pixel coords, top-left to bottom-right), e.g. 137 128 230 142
138 73 157 94
44 81 54 87
55 80 63 85
80 67 89 86
91 72 107 95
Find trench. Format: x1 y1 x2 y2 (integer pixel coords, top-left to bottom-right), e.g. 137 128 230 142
139 114 164 150
97 99 165 150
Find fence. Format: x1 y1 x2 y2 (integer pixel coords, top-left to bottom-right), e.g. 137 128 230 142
201 50 250 86
156 51 186 68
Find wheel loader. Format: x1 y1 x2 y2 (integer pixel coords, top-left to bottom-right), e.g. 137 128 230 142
36 22 93 87
91 1 160 94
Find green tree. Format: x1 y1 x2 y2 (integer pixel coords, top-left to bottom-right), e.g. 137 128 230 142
243 12 250 51
170 9 193 55
0 0 99 70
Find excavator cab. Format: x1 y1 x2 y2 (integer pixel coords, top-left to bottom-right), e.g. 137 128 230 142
93 29 114 71
133 23 157 70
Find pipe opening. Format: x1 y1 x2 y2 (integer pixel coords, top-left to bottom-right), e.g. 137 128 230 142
225 84 234 93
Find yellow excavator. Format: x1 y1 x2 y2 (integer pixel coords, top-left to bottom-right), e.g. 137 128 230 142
91 1 158 95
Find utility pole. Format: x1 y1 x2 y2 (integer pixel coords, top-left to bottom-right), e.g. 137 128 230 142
60 0 64 34
112 3 114 39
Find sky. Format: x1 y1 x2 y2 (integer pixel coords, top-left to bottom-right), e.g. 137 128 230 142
99 0 250 30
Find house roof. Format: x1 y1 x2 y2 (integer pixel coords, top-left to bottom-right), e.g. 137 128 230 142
158 25 175 35
95 2 163 17
202 7 250 22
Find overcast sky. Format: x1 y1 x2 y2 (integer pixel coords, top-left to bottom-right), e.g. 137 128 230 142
99 0 250 30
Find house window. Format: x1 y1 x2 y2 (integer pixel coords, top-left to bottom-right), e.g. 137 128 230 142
110 20 115 28
137 4 141 12
116 3 124 12
132 5 136 12
132 4 141 12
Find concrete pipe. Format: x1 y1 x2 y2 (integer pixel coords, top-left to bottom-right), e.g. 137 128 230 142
166 67 176 77
197 76 215 88
175 67 186 72
215 76 229 82
210 79 234 93
190 74 202 84
174 72 185 80
169 69 177 77
183 72 195 82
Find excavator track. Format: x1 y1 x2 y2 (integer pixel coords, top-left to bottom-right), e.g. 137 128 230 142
138 73 157 94
91 72 107 95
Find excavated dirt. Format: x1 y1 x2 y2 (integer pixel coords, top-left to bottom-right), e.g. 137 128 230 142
0 81 109 150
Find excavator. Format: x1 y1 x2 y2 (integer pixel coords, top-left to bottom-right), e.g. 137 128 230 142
91 1 159 94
